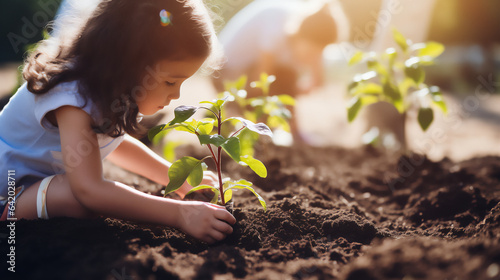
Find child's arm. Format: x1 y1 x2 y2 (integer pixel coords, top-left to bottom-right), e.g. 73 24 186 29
106 134 216 198
56 106 235 243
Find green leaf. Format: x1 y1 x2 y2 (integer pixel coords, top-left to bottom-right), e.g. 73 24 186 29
185 185 217 197
200 98 228 111
353 71 377 83
393 99 405 114
347 97 362 122
405 56 435 67
250 73 276 95
360 95 379 107
418 107 434 131
392 28 409 52
385 48 397 67
383 81 402 101
239 129 259 157
226 184 267 211
268 115 291 132
366 57 378 70
277 94 296 106
369 60 388 78
224 75 248 94
221 137 241 163
165 156 202 194
227 117 273 137
398 78 414 97
198 134 227 147
200 100 218 110
429 86 447 114
348 51 364 65
196 119 214 135
417 42 445 58
232 179 253 187
348 81 359 92
404 64 425 85
224 189 233 203
216 98 227 110
186 160 203 187
269 107 292 119
351 83 383 95
148 124 182 142
162 140 182 162
169 106 199 125
148 124 167 142
174 124 197 134
240 155 267 178
210 190 220 204
235 76 248 90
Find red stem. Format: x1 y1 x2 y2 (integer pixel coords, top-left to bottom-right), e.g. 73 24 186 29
206 145 218 167
217 147 224 205
217 110 225 205
230 126 245 138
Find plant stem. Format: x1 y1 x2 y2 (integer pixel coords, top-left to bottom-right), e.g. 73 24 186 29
217 110 225 205
229 126 245 138
206 145 218 167
195 130 218 167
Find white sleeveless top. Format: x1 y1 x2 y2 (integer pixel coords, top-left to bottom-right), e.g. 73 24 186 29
0 81 124 200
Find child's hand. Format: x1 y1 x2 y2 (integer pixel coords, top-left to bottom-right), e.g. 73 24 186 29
177 201 236 244
175 171 218 200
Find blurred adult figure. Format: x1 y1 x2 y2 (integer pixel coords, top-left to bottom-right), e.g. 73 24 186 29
214 0 349 142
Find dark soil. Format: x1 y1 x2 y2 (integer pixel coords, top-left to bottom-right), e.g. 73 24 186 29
1 143 500 280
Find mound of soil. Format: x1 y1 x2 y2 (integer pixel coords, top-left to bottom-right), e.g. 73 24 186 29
1 143 499 280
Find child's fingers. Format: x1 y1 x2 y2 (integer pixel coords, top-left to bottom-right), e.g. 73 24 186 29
215 208 237 225
212 219 234 235
209 229 226 242
203 235 217 244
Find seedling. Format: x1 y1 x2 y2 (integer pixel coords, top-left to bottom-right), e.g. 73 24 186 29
155 74 294 161
347 28 447 152
222 73 295 155
148 98 272 210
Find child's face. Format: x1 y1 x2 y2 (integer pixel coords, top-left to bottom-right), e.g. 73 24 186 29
136 56 206 115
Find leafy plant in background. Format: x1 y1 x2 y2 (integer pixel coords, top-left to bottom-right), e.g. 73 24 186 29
347 28 447 152
149 98 272 210
155 73 294 162
222 73 295 156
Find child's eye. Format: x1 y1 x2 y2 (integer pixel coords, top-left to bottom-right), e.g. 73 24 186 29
165 81 176 86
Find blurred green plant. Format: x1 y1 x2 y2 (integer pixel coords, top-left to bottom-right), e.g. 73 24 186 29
153 73 294 164
149 97 271 210
347 28 447 152
221 73 295 156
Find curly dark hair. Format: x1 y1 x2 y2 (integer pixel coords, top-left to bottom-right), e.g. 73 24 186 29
23 0 220 137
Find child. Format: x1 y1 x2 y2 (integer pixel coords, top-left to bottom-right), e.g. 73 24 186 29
213 0 348 142
0 0 235 244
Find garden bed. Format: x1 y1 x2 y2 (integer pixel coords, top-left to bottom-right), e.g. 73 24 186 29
1 143 499 279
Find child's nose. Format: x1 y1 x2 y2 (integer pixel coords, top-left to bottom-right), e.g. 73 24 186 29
171 89 180 100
